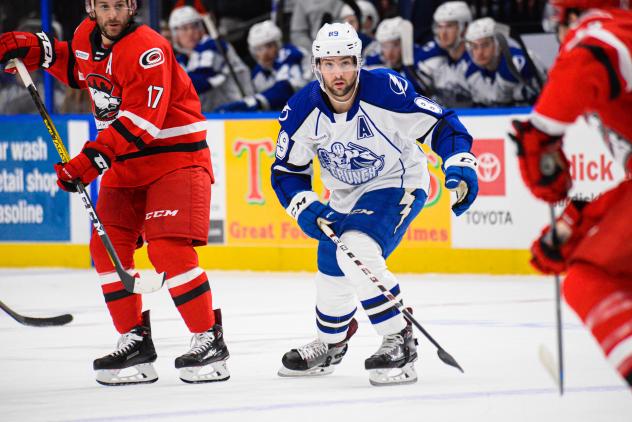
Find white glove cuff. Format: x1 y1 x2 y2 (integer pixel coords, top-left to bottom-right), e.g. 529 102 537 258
286 191 319 220
444 152 478 171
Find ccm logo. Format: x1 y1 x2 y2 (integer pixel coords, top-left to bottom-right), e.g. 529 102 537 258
146 209 179 220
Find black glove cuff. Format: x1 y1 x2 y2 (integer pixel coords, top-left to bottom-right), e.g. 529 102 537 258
35 32 56 69
83 147 112 175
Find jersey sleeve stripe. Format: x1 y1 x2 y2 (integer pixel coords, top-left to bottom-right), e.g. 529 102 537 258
578 44 622 99
118 110 207 140
111 119 146 149
116 140 208 162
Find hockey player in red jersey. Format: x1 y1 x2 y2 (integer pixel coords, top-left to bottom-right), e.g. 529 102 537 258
510 0 632 387
0 0 230 385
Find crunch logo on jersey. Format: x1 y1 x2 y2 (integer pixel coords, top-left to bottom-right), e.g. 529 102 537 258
317 142 385 185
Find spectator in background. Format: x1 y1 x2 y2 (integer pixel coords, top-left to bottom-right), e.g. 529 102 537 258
339 0 380 56
290 0 345 56
416 1 473 107
169 6 253 112
464 17 545 106
214 20 310 112
365 17 432 96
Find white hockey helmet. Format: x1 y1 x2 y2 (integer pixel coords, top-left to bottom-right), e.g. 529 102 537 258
247 20 282 52
375 17 406 43
433 1 472 24
339 0 380 33
311 23 363 93
465 17 497 42
85 0 137 18
168 6 203 31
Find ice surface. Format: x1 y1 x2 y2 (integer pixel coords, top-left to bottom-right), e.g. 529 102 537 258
1 269 630 422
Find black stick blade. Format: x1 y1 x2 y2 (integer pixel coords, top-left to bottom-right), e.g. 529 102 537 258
437 348 464 373
1 300 73 327
18 313 73 327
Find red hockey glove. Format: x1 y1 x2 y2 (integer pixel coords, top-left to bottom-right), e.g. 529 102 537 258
530 200 588 274
509 120 572 203
54 142 114 192
0 32 56 73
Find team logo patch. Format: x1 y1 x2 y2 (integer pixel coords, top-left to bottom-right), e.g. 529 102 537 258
75 50 89 60
86 74 122 124
388 74 408 96
317 142 385 185
276 131 289 159
139 48 165 69
414 97 442 115
279 104 291 122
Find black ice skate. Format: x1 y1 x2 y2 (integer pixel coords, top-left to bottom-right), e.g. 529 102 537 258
175 309 230 383
365 319 418 386
93 310 158 386
278 318 358 377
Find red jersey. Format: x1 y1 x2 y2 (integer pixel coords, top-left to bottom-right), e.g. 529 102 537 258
46 18 212 187
531 8 632 174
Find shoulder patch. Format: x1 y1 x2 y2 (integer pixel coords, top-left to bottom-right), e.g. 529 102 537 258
139 48 165 69
279 104 292 122
388 73 408 96
75 50 89 60
276 131 290 159
414 97 442 114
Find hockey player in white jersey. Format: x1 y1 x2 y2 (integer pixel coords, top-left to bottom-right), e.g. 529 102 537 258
271 23 478 386
214 20 310 112
464 17 545 106
417 1 474 107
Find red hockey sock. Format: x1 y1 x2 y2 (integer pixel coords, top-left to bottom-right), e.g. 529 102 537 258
148 238 214 333
564 263 632 383
90 226 142 334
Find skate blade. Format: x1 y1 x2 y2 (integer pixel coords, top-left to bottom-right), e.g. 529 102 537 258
277 365 335 377
368 363 417 386
95 363 158 386
179 360 230 383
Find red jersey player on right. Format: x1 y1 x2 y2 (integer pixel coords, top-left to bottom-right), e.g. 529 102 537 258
510 0 632 387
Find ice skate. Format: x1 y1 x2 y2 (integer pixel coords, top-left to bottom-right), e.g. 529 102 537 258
278 318 358 377
175 309 230 383
93 310 158 386
365 320 418 386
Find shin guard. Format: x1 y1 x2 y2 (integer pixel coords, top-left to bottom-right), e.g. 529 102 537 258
91 226 142 334
564 263 632 385
148 238 214 332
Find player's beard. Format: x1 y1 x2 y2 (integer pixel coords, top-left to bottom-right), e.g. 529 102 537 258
97 15 132 42
325 75 357 101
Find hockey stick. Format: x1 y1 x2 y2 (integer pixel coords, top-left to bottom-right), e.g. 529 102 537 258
201 14 247 98
0 299 72 327
10 59 164 295
547 204 565 395
317 220 464 373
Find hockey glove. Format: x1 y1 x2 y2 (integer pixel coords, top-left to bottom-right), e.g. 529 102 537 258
530 199 588 274
443 152 479 216
287 191 344 241
213 96 259 113
509 120 571 203
0 32 56 72
54 141 114 192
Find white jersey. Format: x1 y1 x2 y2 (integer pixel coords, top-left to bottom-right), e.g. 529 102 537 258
271 68 473 213
417 40 473 107
465 46 542 106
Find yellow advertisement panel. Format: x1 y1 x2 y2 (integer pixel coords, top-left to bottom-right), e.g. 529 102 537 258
224 119 451 248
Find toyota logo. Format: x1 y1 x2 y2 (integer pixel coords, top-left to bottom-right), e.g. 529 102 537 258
477 152 501 182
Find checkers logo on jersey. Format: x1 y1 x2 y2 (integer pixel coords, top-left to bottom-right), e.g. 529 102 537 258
139 48 165 69
86 74 122 122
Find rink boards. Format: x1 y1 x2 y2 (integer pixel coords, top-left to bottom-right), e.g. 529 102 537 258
0 109 625 274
